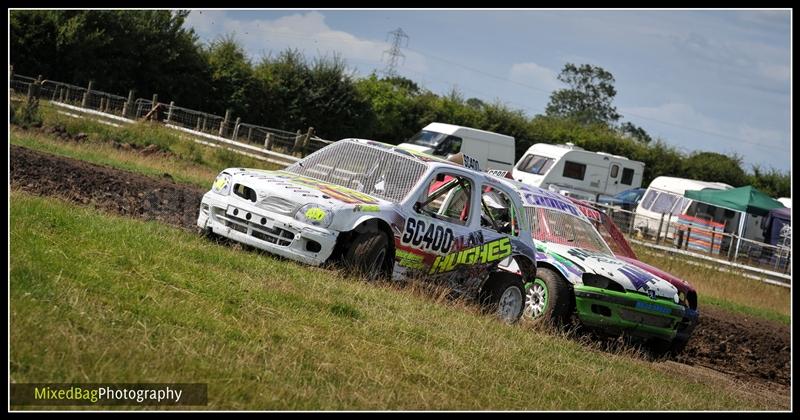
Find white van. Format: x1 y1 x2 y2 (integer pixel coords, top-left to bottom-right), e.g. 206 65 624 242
634 176 733 239
397 122 516 171
512 143 645 200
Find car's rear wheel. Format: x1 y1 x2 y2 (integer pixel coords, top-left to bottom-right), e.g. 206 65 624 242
523 267 573 327
343 230 391 280
480 271 525 324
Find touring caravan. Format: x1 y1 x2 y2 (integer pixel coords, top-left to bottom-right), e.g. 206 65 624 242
512 143 645 201
633 176 733 239
397 122 516 171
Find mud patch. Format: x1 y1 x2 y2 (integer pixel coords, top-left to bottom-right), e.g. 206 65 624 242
11 144 204 230
674 305 790 386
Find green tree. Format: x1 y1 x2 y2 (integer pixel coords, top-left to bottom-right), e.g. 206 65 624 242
545 63 621 126
748 166 791 198
681 151 749 187
619 121 653 144
11 10 211 108
255 50 374 140
202 35 262 120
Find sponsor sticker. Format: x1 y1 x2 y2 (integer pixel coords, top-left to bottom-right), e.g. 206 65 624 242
429 237 512 274
401 217 455 253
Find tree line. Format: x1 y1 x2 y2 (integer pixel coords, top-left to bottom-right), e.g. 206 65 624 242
9 10 790 197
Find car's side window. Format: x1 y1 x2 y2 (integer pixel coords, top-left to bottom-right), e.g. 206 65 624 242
417 172 473 225
480 185 520 236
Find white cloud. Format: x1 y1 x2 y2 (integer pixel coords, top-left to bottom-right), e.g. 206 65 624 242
185 11 428 74
508 62 561 92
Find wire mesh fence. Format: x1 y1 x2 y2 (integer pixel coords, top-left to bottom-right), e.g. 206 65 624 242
9 72 332 159
591 202 791 277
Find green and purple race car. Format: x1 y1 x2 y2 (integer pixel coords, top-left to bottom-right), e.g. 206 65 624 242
496 184 688 350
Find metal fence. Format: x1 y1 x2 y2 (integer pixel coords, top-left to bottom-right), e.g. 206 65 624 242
9 72 333 157
592 202 791 279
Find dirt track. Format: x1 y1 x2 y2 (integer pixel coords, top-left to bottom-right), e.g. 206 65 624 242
10 144 791 389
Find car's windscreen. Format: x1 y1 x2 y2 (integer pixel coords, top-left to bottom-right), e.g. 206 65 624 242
409 130 448 147
517 154 555 175
285 141 428 203
526 207 613 255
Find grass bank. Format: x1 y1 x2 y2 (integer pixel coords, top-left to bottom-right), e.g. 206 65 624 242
10 192 784 410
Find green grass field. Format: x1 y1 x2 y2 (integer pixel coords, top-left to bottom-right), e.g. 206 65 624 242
9 192 786 410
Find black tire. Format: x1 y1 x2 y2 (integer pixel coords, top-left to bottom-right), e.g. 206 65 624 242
480 271 526 324
669 335 690 354
199 226 219 240
523 267 573 327
343 230 391 280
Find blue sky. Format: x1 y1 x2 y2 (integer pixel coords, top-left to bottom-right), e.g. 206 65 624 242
185 9 791 173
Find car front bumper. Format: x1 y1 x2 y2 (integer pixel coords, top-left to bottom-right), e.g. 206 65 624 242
573 285 685 341
197 192 339 266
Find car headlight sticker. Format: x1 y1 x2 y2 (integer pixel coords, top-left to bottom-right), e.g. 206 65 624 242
212 173 231 196
295 204 333 228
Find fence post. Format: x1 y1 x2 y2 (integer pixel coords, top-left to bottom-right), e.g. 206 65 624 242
302 127 315 155
709 228 716 256
201 116 207 132
247 126 253 143
684 227 691 250
99 96 105 112
166 101 175 123
219 109 230 137
265 133 273 150
663 213 672 243
82 81 93 108
293 129 303 154
655 213 665 245
122 90 135 118
232 117 241 140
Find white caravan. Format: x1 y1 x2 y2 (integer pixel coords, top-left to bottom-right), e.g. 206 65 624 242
634 176 733 239
398 122 516 171
512 143 645 201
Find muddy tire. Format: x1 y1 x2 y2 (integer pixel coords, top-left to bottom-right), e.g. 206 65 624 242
199 226 219 240
523 267 573 327
480 271 526 324
343 231 391 280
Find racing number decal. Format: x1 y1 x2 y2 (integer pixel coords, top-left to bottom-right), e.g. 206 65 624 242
429 237 512 274
402 217 454 253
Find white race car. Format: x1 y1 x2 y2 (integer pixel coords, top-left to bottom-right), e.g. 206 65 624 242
197 139 539 322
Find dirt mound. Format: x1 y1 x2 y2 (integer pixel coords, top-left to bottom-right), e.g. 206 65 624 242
10 145 204 230
675 305 790 386
10 145 791 388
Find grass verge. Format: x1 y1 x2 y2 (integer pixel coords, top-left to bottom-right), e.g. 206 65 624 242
10 191 786 410
632 244 790 325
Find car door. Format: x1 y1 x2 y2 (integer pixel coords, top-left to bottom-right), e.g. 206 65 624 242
400 168 483 278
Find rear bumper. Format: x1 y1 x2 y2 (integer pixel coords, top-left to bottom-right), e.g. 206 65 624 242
574 286 684 341
197 192 338 266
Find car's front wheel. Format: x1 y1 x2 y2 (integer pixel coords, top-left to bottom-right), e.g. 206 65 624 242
343 230 391 280
523 267 573 327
